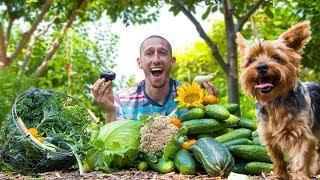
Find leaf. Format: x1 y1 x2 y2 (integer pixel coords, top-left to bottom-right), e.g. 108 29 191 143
265 7 274 19
168 5 180 16
202 6 211 19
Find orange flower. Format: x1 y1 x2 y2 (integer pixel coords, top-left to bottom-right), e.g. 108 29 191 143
182 139 197 150
171 117 182 128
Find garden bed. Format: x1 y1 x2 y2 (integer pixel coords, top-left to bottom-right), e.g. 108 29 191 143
0 169 268 180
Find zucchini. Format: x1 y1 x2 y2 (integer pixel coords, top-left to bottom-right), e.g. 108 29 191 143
245 162 274 175
223 103 240 115
174 149 196 175
183 119 232 134
228 145 271 163
239 117 257 131
215 128 252 143
189 137 234 177
145 156 175 174
222 138 253 148
180 107 205 121
205 104 230 120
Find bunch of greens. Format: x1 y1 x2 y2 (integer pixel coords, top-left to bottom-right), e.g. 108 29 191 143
0 88 94 175
84 119 142 172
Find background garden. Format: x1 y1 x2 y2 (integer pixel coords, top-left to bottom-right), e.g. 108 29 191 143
0 0 319 175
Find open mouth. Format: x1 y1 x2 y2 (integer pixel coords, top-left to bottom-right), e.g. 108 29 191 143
150 67 164 78
254 76 276 93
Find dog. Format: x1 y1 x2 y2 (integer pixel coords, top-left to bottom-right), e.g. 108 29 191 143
236 21 320 179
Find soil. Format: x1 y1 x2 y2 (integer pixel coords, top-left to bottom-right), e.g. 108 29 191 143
0 169 267 180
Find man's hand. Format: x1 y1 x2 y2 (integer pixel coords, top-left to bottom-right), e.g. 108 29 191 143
202 82 219 97
92 78 115 114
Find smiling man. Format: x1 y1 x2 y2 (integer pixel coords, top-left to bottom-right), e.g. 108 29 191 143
92 35 217 123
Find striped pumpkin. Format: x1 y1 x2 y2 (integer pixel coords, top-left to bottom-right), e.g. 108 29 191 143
189 137 234 177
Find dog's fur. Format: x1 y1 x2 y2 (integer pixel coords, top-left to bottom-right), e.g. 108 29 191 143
237 21 320 179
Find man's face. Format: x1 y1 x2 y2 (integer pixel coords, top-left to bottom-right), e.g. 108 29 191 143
138 37 176 88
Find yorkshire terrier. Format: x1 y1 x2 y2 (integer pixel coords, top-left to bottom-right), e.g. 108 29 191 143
236 21 320 180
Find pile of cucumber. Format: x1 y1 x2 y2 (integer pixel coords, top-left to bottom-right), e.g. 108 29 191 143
137 103 274 177
180 103 274 176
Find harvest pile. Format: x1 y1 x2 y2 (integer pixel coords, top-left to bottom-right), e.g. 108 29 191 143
0 79 274 178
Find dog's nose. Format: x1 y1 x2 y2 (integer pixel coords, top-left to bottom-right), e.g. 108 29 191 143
256 63 268 74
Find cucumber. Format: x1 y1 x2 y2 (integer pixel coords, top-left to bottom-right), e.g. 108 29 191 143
180 107 205 121
252 130 259 137
197 133 214 139
215 128 252 143
239 117 257 131
174 149 196 175
145 156 175 174
245 162 274 175
223 103 240 115
233 163 246 174
205 104 230 120
212 128 234 137
252 137 261 146
225 114 240 126
228 145 271 163
189 137 234 177
137 161 149 171
183 119 232 134
222 138 253 148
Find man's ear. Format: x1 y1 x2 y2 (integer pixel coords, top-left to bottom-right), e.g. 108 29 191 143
171 57 176 69
278 21 311 54
236 32 249 57
137 58 142 69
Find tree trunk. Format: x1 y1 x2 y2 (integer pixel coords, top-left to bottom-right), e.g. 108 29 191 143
223 0 239 104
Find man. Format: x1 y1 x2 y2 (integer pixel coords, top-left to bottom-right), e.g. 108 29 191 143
92 35 217 123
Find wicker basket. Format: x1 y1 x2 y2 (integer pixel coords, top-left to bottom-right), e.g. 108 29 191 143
0 88 99 174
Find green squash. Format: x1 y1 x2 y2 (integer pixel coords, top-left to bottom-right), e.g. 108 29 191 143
189 137 234 177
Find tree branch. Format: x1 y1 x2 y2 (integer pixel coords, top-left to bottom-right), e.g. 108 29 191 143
18 17 57 76
9 0 52 62
172 0 229 73
0 23 9 67
6 17 15 50
235 0 265 32
31 0 89 78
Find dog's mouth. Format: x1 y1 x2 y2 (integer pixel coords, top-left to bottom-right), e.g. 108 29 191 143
255 76 276 93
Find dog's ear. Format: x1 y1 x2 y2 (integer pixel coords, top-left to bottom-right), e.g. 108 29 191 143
278 21 311 54
236 32 249 57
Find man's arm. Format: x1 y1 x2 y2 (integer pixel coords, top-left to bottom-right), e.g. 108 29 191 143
92 78 116 123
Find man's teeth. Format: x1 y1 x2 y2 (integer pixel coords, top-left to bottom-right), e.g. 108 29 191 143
151 67 163 71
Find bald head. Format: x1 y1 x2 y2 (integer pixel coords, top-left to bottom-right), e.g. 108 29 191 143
140 35 172 57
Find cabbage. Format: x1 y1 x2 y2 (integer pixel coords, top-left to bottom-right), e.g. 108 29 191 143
85 120 142 172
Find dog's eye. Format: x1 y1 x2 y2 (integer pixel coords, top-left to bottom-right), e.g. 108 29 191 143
245 57 255 67
271 55 281 62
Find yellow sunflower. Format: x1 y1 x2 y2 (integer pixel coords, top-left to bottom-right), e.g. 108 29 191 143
175 82 206 109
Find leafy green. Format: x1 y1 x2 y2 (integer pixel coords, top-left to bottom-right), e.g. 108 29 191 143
85 120 142 172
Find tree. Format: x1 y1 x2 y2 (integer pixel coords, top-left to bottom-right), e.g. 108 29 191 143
166 0 271 104
0 0 160 76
